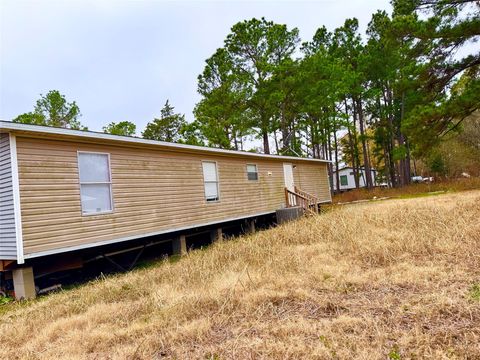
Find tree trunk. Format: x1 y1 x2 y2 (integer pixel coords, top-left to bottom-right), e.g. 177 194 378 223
274 130 279 154
356 97 373 189
327 125 334 194
233 130 239 151
262 131 270 154
333 121 340 194
351 99 361 189
280 103 289 153
383 146 391 187
344 99 359 188
400 91 411 185
405 138 412 184
384 85 397 187
367 137 374 186
310 121 318 159
412 154 418 176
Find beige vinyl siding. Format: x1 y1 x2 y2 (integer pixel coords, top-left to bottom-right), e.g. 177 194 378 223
16 136 331 256
0 133 17 259
295 162 332 202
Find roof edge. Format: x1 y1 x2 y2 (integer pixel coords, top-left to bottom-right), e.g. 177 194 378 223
333 166 377 172
0 120 331 163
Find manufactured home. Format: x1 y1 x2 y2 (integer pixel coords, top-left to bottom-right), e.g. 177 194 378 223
332 166 378 191
0 121 331 299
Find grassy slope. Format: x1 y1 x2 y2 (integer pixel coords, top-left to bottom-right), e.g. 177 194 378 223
1 191 480 359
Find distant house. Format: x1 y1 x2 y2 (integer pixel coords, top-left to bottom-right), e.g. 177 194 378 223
0 121 332 299
332 166 378 191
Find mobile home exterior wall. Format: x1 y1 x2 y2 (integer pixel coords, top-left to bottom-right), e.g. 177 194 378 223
14 135 331 259
332 167 377 191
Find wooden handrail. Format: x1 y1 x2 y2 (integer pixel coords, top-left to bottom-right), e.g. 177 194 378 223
294 186 318 206
294 186 317 201
285 187 319 214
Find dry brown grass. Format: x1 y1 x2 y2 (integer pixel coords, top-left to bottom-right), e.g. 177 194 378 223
333 177 480 204
1 191 480 359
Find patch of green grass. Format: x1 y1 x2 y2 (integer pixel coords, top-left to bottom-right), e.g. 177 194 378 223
388 346 401 360
0 295 14 305
469 284 480 301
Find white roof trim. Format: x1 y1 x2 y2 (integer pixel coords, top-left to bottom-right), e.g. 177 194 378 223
333 166 377 172
0 121 331 163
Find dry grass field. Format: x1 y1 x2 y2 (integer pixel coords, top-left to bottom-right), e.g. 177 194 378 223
1 191 479 359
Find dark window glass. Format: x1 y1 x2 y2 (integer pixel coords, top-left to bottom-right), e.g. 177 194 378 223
247 164 258 181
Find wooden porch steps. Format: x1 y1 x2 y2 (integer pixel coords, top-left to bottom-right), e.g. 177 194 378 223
284 186 319 215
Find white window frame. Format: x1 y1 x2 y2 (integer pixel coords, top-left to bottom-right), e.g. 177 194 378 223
201 160 220 202
246 163 259 181
77 151 114 216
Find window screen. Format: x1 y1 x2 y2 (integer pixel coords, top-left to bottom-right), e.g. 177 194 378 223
202 161 219 201
246 164 258 181
78 152 113 214
340 175 348 186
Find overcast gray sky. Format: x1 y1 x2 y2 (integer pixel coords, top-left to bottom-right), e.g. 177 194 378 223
0 0 392 134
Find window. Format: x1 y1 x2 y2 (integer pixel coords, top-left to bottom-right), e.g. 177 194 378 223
340 175 348 186
78 152 113 215
246 164 258 181
202 161 219 201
